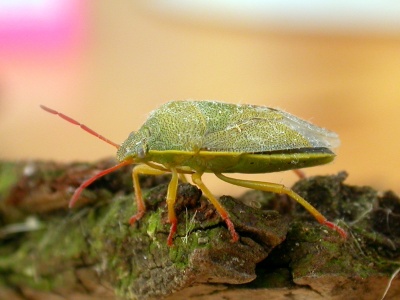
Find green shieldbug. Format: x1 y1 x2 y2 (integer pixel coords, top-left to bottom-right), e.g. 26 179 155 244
41 100 347 245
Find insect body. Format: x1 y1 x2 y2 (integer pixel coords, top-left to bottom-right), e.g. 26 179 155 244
41 100 347 245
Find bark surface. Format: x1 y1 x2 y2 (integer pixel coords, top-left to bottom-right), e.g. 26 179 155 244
0 159 399 299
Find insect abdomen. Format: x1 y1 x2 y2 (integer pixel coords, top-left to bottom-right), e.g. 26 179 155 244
147 148 335 174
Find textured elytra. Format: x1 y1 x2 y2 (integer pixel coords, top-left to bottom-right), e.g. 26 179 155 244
117 101 339 162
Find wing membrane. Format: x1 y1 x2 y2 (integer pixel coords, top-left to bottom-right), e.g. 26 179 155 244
202 109 339 153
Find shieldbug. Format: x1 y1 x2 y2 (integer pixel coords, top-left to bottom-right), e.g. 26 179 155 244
41 100 347 245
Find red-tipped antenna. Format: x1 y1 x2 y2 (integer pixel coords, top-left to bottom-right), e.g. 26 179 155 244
40 105 120 149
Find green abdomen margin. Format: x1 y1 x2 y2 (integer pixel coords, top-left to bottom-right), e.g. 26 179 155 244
145 148 335 174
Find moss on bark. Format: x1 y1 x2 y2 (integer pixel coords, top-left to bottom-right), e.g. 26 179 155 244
0 160 399 299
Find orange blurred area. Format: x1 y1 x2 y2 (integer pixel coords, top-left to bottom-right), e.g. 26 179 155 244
1 1 400 196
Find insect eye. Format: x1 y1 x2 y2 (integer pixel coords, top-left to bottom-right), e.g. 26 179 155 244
137 141 148 159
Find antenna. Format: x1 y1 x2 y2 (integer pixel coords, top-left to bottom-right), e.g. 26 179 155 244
40 105 120 149
69 160 132 208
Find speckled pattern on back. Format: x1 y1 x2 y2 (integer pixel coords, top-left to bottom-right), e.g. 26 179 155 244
117 100 339 161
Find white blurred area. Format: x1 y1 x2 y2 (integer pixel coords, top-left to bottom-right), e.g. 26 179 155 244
145 0 400 35
1 0 400 196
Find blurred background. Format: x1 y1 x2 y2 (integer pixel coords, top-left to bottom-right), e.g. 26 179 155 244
1 0 400 196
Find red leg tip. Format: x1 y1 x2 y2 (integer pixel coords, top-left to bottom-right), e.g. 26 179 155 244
129 211 144 225
167 222 177 246
322 220 347 238
224 218 239 243
293 169 307 179
129 216 137 225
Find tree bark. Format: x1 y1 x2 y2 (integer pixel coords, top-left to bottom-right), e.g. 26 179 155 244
0 159 399 299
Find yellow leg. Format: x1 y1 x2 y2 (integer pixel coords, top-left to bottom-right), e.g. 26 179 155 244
178 173 188 183
130 164 181 246
166 168 179 246
129 164 168 225
215 173 347 238
192 172 239 242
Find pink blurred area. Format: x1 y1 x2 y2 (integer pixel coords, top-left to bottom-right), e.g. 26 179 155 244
0 0 91 164
0 0 87 58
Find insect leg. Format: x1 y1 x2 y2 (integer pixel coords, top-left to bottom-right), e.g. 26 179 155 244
166 168 179 246
178 173 188 183
292 169 306 179
215 173 347 238
192 172 239 243
130 164 168 225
